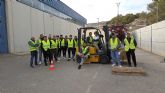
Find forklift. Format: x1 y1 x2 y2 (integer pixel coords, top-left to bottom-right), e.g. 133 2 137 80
76 26 110 64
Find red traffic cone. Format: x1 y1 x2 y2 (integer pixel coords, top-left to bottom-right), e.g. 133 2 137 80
49 61 55 71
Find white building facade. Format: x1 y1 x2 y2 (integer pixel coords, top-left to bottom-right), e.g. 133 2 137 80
0 0 86 54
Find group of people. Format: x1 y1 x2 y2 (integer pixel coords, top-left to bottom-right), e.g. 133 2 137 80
28 31 137 69
109 32 137 67
28 34 80 68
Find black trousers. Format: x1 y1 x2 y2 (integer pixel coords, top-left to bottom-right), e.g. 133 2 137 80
58 47 61 57
72 48 76 58
126 49 137 67
50 48 58 61
59 46 67 57
68 48 76 59
43 49 51 66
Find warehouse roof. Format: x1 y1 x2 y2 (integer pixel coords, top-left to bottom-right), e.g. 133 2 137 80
39 0 87 25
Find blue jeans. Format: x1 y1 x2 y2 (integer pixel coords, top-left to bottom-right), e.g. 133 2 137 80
111 50 121 65
39 48 42 62
30 51 38 67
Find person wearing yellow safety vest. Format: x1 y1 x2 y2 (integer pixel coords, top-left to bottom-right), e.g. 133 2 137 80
67 35 75 61
124 33 137 67
59 35 68 60
41 36 51 66
109 33 122 67
37 34 44 65
73 36 78 61
87 32 93 44
77 44 90 70
50 35 59 62
73 36 84 61
28 36 39 68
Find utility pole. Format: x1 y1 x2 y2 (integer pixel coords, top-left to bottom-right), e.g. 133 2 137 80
97 18 99 29
116 2 120 23
156 1 159 22
153 0 159 22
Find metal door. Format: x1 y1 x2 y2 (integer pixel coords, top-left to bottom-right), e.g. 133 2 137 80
0 0 8 53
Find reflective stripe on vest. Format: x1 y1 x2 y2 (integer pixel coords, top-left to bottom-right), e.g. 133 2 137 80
29 40 37 51
61 39 65 47
51 40 58 49
109 38 118 49
42 40 50 51
124 38 136 52
68 39 74 48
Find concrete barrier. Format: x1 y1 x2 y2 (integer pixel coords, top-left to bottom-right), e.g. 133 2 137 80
134 21 165 57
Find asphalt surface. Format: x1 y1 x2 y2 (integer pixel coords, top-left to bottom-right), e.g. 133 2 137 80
0 49 165 93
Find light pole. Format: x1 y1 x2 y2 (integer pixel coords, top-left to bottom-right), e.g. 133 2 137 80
97 18 99 28
152 0 159 22
156 1 159 22
116 2 120 23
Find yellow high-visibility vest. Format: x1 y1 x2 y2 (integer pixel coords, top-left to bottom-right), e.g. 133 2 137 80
124 37 136 51
82 46 90 56
68 39 74 48
51 40 58 49
109 38 118 49
61 39 65 47
89 36 93 43
28 40 37 51
42 40 50 51
74 39 84 47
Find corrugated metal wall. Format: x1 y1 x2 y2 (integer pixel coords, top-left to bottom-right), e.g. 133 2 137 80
134 21 165 57
5 0 82 54
0 0 8 53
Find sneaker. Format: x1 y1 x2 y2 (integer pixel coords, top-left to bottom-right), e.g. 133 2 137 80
112 64 116 67
119 65 122 67
67 58 71 61
38 61 42 65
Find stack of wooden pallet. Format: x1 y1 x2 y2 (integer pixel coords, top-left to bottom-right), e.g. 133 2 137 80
112 67 145 76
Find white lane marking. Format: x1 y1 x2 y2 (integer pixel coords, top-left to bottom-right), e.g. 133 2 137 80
86 85 92 93
92 72 98 80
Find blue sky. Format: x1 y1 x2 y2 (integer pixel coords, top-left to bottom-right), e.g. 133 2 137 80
61 0 152 23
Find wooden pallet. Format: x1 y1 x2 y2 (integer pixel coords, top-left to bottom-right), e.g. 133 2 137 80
112 67 146 76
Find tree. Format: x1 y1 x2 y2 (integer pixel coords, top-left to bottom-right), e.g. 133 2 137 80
147 0 165 24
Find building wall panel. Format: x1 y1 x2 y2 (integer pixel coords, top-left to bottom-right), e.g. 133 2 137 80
31 8 44 38
12 1 31 53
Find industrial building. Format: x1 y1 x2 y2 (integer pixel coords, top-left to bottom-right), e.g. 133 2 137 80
0 0 86 54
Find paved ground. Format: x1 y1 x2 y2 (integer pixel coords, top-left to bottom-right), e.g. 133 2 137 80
0 49 165 93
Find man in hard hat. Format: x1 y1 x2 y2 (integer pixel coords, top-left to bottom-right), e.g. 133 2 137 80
77 44 90 70
124 33 137 67
28 36 39 68
109 32 122 67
